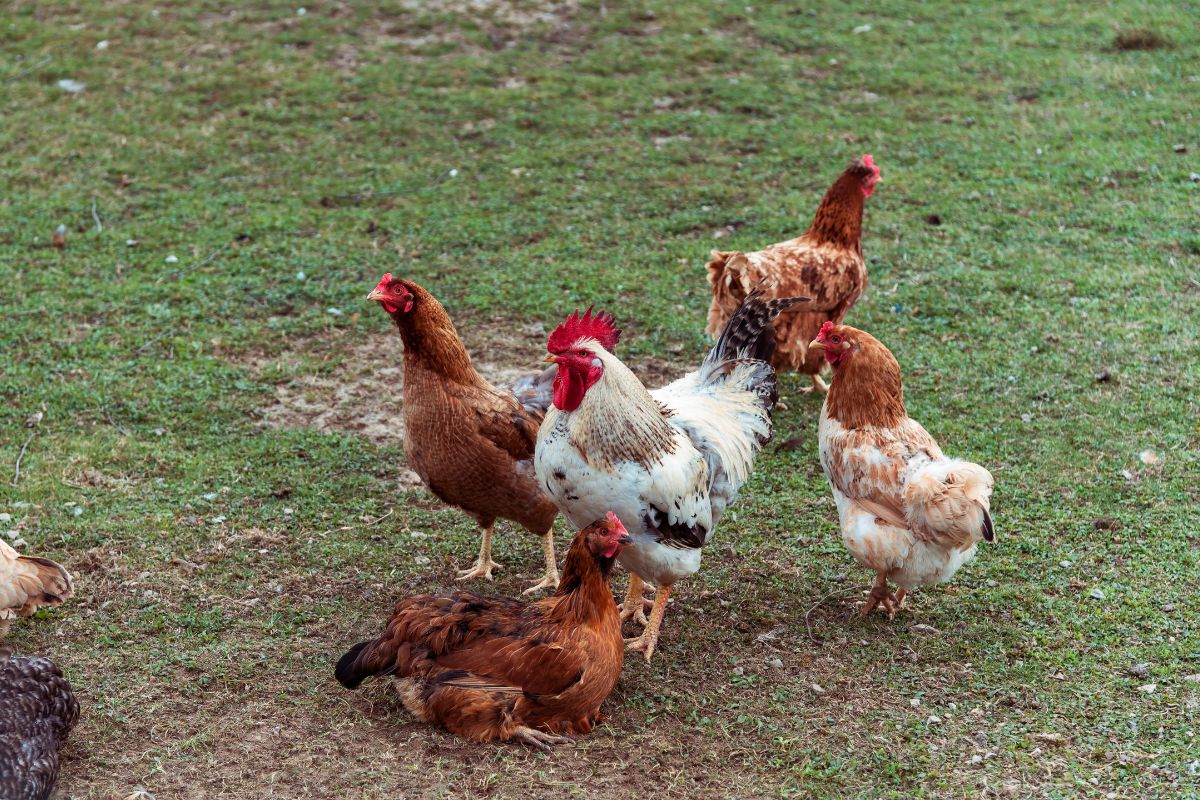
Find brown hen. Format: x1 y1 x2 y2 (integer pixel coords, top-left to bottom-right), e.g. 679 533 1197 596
706 154 881 394
335 515 630 751
368 274 561 594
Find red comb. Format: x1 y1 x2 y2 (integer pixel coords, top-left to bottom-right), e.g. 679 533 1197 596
373 273 393 293
547 307 620 354
818 320 835 339
862 153 879 176
605 511 626 532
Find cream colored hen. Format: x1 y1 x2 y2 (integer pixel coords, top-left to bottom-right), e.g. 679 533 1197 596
0 540 73 639
811 322 994 618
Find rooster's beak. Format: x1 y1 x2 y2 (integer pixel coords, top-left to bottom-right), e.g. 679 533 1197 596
366 288 385 302
544 354 560 364
808 339 824 352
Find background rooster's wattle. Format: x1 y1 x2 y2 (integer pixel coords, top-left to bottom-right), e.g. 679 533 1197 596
535 294 804 661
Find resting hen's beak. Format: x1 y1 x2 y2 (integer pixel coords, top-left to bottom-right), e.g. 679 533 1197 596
544 354 560 364
616 533 632 546
808 338 824 352
366 288 386 302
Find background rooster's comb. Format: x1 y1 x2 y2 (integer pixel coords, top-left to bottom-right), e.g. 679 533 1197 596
818 320 836 338
547 306 621 353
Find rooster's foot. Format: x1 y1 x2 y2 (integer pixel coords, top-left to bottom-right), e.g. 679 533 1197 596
512 726 575 753
522 569 560 596
620 593 652 626
456 559 502 581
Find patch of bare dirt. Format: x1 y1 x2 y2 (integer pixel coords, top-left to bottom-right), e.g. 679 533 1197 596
237 319 689 448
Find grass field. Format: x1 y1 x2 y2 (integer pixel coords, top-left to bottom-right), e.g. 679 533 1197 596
2 1 1199 797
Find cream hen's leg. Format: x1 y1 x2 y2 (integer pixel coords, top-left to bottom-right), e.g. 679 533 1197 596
860 571 901 620
522 529 560 595
620 573 652 626
625 585 671 663
457 525 502 581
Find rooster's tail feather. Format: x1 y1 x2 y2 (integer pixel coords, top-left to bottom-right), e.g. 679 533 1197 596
703 290 810 372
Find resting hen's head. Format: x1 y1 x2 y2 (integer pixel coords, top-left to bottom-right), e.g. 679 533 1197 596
545 308 621 411
367 273 416 315
583 512 633 559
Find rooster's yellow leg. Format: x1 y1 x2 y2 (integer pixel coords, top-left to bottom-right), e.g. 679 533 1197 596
620 573 650 625
457 525 502 581
625 585 671 662
522 529 560 595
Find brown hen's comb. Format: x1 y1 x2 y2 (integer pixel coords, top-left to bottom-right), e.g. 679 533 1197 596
818 320 836 339
548 307 620 353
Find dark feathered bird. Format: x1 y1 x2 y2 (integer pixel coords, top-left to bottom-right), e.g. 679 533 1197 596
0 647 79 800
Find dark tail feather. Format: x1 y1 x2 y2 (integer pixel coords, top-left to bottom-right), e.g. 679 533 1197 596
509 365 556 415
981 508 995 542
335 639 398 689
703 290 811 368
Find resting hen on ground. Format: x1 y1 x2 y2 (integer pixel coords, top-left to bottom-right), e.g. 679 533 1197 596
812 322 995 618
1 540 73 640
706 154 881 395
336 514 630 751
535 294 805 661
0 647 80 800
368 274 562 594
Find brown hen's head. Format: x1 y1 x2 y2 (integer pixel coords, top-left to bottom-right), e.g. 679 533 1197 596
583 512 633 560
849 154 881 198
367 273 416 315
545 307 621 411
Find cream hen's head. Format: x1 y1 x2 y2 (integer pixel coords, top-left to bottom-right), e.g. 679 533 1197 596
544 307 622 411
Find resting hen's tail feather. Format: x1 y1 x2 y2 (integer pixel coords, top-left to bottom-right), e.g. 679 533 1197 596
335 638 401 689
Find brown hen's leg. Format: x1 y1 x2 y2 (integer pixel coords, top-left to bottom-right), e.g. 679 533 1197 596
798 373 829 395
620 574 651 626
860 571 901 619
522 529 560 595
511 726 576 752
625 585 671 663
457 525 502 581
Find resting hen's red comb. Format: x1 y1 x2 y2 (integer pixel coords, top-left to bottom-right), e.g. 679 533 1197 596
605 511 626 532
818 320 835 339
547 307 620 354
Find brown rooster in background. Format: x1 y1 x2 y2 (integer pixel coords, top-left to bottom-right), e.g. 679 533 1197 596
812 322 995 618
368 274 561 594
706 154 881 394
1 541 73 640
335 514 631 751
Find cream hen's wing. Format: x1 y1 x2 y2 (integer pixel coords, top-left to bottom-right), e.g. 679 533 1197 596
0 541 72 623
905 459 995 551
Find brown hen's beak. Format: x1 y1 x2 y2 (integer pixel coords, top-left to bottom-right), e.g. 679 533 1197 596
543 354 560 364
808 339 824 351
616 533 632 546
366 288 385 302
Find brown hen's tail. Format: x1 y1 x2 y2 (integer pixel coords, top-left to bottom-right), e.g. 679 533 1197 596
335 637 403 689
704 250 747 337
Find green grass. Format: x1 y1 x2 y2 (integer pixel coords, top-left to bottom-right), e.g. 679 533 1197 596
2 1 1199 797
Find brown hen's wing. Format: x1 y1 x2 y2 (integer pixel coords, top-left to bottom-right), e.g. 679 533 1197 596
466 387 543 464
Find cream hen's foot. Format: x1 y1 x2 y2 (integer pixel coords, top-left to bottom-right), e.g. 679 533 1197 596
458 525 501 581
512 726 575 753
620 573 652 626
860 572 901 620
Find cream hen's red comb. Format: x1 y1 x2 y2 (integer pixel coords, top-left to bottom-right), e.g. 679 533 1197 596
548 307 620 354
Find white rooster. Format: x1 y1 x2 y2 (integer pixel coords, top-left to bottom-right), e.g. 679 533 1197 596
535 294 805 661
811 321 995 618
